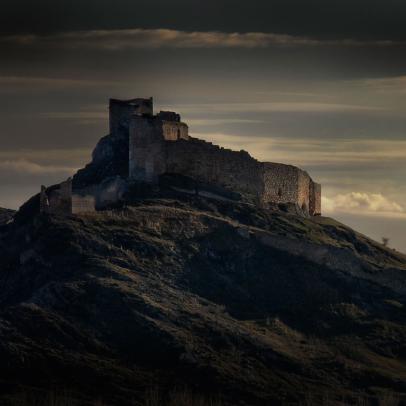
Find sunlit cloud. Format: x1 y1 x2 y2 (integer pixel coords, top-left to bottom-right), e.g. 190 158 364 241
1 28 402 51
363 76 406 94
174 101 383 114
192 133 406 166
0 159 77 175
0 149 91 167
322 192 405 218
0 76 117 88
187 118 263 126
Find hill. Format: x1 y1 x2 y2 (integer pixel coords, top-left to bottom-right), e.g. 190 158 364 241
0 208 15 226
0 197 406 405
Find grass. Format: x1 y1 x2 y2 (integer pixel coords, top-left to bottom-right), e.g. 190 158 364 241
5 387 224 406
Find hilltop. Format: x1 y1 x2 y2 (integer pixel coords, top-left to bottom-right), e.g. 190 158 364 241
1 196 406 405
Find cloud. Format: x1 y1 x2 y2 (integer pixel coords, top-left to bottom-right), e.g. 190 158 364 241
363 76 406 94
177 101 382 114
0 29 402 51
0 160 76 176
0 76 118 89
322 192 404 216
0 149 91 167
187 118 263 126
190 133 406 166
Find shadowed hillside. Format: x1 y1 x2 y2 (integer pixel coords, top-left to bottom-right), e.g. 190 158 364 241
0 197 406 405
0 208 14 226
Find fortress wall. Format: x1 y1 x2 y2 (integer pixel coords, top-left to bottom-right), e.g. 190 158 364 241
127 113 321 215
261 163 299 206
72 193 96 214
165 138 263 201
40 179 73 215
310 182 322 216
297 169 311 213
129 116 166 182
162 121 189 141
71 176 126 212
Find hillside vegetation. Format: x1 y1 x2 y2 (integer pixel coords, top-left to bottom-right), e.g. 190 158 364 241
0 208 15 226
0 197 406 405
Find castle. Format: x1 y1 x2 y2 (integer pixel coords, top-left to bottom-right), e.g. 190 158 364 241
39 98 321 216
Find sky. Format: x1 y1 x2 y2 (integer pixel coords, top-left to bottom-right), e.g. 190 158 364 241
0 0 405 252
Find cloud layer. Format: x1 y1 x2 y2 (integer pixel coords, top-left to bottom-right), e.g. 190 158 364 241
0 159 76 176
1 29 403 51
323 192 404 216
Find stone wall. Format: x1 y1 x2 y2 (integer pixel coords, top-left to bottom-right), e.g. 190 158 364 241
129 113 322 214
129 115 263 202
297 169 311 212
165 139 262 202
39 176 127 215
129 115 166 183
261 163 299 206
72 192 96 214
40 179 96 215
125 102 321 216
310 182 322 216
72 176 126 211
40 179 72 215
162 121 189 141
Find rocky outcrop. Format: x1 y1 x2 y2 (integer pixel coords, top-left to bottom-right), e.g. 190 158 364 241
73 131 129 189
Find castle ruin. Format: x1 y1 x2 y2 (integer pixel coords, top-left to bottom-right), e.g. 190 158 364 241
39 97 321 216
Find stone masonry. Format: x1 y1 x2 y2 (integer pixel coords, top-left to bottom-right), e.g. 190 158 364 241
38 97 321 216
126 98 321 215
40 179 96 215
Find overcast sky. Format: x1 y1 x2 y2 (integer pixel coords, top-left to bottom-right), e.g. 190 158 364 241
1 0 405 252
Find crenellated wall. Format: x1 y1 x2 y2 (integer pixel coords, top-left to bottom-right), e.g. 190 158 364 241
129 111 321 215
165 138 262 202
162 121 189 141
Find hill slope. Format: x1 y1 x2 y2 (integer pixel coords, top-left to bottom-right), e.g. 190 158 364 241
0 197 406 405
0 208 15 226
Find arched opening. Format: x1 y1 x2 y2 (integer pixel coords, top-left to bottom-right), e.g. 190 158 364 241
301 202 307 212
277 188 282 197
177 129 181 140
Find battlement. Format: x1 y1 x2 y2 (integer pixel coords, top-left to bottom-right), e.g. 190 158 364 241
157 111 181 122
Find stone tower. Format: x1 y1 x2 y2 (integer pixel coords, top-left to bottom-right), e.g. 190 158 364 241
109 98 153 137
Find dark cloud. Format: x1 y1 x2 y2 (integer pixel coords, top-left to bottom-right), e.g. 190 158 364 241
1 0 406 41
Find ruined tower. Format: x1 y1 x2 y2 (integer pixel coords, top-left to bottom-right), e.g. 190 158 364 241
128 103 189 183
109 98 153 137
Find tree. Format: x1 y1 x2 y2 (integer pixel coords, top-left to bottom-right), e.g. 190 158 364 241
382 237 390 247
